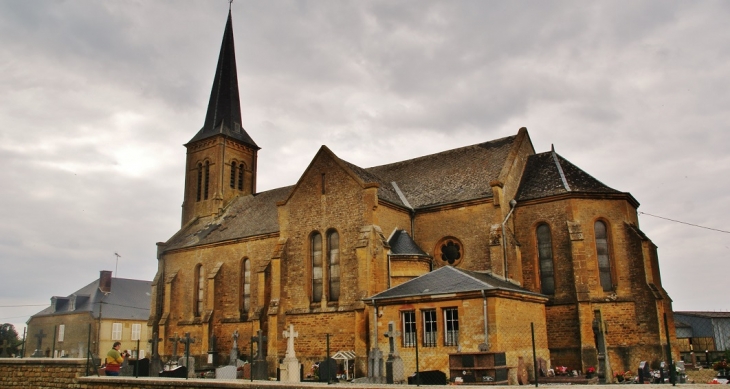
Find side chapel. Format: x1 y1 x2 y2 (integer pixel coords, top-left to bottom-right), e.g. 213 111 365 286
148 9 677 382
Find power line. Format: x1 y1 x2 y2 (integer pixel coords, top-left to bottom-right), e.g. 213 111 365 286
0 304 48 308
639 211 730 234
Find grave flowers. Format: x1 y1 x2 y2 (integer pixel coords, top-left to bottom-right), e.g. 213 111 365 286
585 366 596 378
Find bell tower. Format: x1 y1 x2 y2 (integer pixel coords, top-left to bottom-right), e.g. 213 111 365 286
181 9 259 227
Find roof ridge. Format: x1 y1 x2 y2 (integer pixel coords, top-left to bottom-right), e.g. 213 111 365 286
365 134 516 171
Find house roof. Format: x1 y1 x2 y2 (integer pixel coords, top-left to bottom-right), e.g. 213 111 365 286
515 150 622 202
368 265 546 301
30 276 151 321
674 311 730 319
188 10 258 149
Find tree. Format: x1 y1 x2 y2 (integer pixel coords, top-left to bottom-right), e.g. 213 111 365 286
0 323 22 357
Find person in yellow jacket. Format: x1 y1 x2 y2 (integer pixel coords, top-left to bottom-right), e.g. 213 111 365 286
105 342 126 376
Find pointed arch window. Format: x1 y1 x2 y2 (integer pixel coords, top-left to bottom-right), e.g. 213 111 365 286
230 161 237 188
241 258 251 315
311 232 323 303
195 264 204 316
537 224 555 295
204 161 210 200
327 230 340 301
196 163 203 202
595 220 614 291
237 163 245 190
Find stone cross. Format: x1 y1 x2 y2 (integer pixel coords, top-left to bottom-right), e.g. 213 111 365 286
148 332 163 377
169 333 181 359
31 329 47 357
180 332 195 359
251 329 267 361
283 324 298 358
0 339 10 358
383 321 401 356
229 330 239 365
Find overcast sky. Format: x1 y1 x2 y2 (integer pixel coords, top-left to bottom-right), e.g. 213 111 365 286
1 1 728 334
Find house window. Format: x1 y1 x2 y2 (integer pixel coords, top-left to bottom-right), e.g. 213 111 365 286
242 259 251 314
594 220 613 291
131 324 141 341
402 310 416 347
230 161 237 188
58 324 65 342
238 163 244 190
327 230 340 301
422 310 437 347
195 264 205 316
111 323 122 340
537 224 555 295
196 163 203 201
444 308 459 346
204 161 210 200
311 232 323 302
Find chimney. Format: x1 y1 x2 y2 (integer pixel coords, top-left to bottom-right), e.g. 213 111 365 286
99 270 112 293
51 296 58 313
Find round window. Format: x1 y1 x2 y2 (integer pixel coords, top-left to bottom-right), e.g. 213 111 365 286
435 237 463 267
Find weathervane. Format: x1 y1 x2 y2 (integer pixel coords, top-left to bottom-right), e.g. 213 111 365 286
114 252 121 277
229 0 233 10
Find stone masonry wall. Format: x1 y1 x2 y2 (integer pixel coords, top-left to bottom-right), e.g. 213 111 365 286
0 358 87 389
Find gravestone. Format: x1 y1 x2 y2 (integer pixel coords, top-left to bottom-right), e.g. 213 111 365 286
207 333 218 367
134 358 150 377
384 321 405 384
148 332 162 377
517 356 528 384
241 362 251 379
169 333 181 361
160 365 187 378
366 347 384 383
281 324 301 382
229 330 239 366
638 361 651 384
251 329 268 380
31 329 47 358
216 365 238 379
120 355 133 376
0 339 10 358
318 357 338 383
179 332 196 378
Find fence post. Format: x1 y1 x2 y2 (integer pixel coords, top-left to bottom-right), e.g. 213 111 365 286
664 313 676 386
136 338 140 377
326 333 331 384
531 322 538 387
415 323 420 386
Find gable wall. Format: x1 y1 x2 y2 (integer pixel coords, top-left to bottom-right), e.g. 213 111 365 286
413 201 496 272
279 151 378 311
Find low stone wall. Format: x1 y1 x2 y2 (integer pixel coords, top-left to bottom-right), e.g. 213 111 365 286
0 358 88 389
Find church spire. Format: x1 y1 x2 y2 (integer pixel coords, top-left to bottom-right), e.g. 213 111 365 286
188 9 258 149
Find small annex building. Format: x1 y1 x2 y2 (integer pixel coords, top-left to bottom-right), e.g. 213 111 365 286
27 270 151 359
148 9 677 385
367 265 549 383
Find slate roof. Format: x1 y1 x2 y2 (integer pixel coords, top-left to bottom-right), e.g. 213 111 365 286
674 311 730 319
163 135 519 251
31 277 151 321
388 229 428 256
368 265 545 301
188 10 258 149
164 186 292 251
365 135 517 209
516 150 621 201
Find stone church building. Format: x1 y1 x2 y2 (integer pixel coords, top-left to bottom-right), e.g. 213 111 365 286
148 10 676 382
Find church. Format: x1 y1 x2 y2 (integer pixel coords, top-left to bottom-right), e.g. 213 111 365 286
148 9 676 383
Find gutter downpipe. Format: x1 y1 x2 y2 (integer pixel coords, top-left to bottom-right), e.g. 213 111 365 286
481 290 489 350
501 199 517 279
